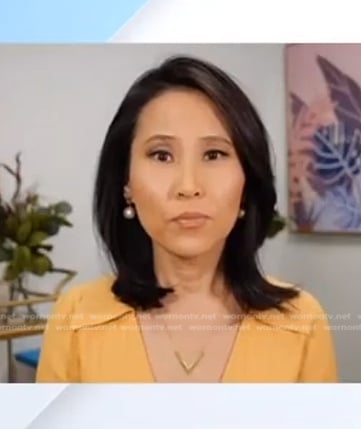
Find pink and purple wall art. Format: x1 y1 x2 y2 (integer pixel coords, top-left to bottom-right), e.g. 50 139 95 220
286 44 361 233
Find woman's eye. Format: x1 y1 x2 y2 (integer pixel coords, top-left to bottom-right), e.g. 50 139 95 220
204 150 229 161
149 150 173 162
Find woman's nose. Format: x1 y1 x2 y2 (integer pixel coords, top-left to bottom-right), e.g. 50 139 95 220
174 163 204 199
177 189 201 198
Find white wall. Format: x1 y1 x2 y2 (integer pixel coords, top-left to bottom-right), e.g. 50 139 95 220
0 44 359 382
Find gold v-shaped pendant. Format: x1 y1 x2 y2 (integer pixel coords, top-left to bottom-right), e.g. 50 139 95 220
174 350 205 374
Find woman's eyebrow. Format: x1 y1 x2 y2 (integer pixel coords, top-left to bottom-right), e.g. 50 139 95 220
199 135 233 146
142 134 232 146
143 134 178 144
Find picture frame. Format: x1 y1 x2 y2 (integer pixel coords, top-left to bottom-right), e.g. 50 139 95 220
285 44 361 234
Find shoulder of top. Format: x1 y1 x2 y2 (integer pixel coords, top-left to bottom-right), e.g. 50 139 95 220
60 275 114 297
266 274 325 311
53 275 134 329
266 276 323 311
52 274 327 333
256 275 328 334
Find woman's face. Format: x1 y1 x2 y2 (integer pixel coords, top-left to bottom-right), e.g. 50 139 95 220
126 89 245 258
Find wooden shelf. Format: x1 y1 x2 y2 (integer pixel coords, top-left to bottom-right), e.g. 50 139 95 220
0 319 47 340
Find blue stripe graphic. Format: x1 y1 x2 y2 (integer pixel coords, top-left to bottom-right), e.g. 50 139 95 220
0 0 148 42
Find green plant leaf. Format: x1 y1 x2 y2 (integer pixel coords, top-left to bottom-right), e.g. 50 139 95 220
13 245 31 271
34 244 53 252
30 254 52 276
0 205 8 235
16 219 33 243
42 220 59 236
0 247 13 262
27 231 49 247
30 212 48 230
267 213 287 238
4 263 21 281
16 203 28 221
5 215 18 238
51 215 73 227
54 201 72 215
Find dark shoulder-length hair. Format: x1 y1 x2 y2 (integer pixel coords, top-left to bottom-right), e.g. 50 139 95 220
94 55 299 313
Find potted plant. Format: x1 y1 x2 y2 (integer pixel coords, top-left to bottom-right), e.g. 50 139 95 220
267 209 288 239
0 153 76 321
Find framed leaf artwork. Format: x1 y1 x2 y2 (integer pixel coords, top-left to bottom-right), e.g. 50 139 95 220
286 44 361 234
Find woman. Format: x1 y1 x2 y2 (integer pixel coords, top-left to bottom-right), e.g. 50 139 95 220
36 55 338 383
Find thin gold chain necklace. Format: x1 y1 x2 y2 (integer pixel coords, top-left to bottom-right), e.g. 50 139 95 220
159 316 236 375
174 349 205 375
162 319 207 374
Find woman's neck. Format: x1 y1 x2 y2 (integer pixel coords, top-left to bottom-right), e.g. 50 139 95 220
154 243 222 288
151 243 237 313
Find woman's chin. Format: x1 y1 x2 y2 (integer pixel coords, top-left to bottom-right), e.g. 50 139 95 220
165 241 217 259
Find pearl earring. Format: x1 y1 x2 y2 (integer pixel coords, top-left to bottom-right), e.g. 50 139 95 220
123 185 135 219
123 205 135 219
238 208 245 219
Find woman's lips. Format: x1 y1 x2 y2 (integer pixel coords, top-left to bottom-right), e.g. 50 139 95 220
171 212 210 228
